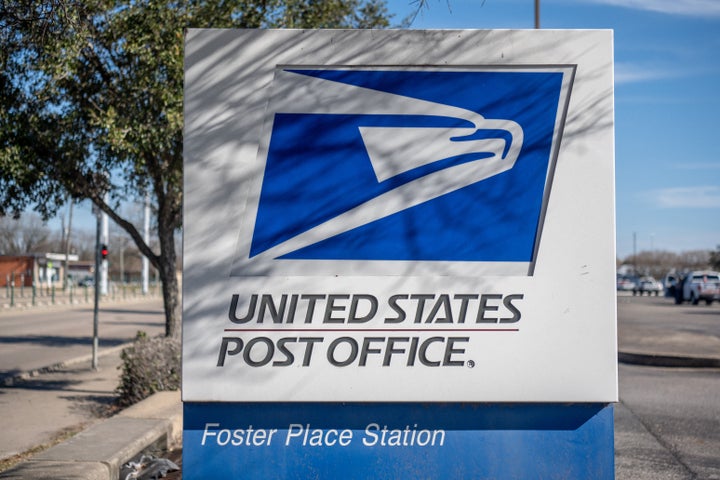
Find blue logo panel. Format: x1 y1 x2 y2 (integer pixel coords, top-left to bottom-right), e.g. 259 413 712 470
184 402 614 479
250 69 569 263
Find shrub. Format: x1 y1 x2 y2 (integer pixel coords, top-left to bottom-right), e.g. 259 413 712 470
116 331 181 407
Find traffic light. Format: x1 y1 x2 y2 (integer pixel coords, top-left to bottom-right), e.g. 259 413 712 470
101 244 108 260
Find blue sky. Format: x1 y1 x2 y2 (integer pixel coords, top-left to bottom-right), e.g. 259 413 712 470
386 0 720 258
58 0 720 260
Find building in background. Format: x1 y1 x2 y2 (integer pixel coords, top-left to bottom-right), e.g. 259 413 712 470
0 253 80 288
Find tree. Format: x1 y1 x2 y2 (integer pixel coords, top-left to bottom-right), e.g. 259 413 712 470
0 214 53 254
710 245 720 271
0 1 392 336
620 249 713 279
407 0 452 23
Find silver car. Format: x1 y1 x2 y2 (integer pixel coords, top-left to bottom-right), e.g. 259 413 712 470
633 276 663 296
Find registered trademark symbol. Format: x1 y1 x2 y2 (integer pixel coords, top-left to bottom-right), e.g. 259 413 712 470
466 360 475 368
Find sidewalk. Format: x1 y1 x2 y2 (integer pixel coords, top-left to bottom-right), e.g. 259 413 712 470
0 346 182 480
0 296 718 479
0 346 128 462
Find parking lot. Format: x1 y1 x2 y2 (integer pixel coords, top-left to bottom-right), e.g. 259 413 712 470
615 292 720 479
617 292 720 361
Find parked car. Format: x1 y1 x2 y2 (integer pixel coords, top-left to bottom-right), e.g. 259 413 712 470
617 276 637 292
77 276 95 287
632 276 663 296
675 271 720 305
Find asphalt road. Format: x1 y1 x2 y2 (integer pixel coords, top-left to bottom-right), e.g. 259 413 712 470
617 293 720 359
0 299 165 381
616 363 720 479
615 294 720 479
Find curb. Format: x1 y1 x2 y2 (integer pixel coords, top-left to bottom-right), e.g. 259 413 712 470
0 343 132 387
0 391 182 480
618 351 720 369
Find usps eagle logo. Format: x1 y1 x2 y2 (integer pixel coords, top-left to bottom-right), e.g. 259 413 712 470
233 66 574 276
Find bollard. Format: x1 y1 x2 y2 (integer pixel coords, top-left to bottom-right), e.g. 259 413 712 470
10 283 14 307
20 274 25 298
32 283 36 306
51 284 55 304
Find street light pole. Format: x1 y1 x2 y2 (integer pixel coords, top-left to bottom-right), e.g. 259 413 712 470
633 232 637 277
92 208 101 370
63 201 73 291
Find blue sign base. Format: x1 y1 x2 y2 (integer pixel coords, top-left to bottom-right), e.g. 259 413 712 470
183 402 614 479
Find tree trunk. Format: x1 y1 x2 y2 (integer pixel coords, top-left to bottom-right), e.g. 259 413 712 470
157 222 180 338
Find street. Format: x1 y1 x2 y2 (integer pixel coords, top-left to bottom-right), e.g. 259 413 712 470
616 363 720 479
0 299 165 382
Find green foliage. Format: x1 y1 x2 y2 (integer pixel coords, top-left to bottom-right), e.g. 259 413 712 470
1 1 393 221
1 0 392 336
116 331 181 408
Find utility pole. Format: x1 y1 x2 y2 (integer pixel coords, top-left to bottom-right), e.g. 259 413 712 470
535 0 540 29
633 232 637 276
120 235 125 286
63 201 73 291
92 206 101 370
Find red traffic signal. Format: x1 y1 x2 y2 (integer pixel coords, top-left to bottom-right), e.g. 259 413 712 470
101 244 108 259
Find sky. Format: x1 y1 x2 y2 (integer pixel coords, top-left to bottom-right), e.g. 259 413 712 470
385 0 720 258
54 0 720 260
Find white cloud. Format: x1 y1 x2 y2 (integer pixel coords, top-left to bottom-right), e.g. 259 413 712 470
643 186 720 208
613 61 715 86
583 0 720 17
614 62 675 85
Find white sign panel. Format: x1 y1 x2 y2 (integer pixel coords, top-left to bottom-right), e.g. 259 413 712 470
183 29 617 402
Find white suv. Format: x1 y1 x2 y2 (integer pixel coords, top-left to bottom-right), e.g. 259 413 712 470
677 271 720 305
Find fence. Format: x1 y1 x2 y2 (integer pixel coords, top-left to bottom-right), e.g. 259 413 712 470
0 281 161 310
